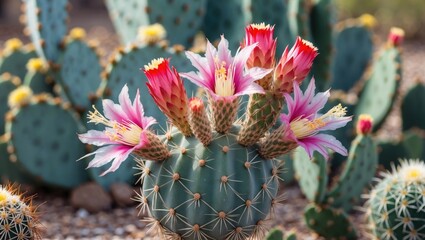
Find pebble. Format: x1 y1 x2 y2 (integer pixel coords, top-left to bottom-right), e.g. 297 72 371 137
110 182 136 207
70 182 112 213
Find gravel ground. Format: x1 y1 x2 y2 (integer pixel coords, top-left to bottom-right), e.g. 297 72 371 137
1 4 425 240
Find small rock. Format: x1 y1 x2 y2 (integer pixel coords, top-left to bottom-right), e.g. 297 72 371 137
70 182 112 213
110 183 135 207
76 208 89 218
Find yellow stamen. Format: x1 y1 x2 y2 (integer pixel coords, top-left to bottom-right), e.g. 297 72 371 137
290 104 347 139
214 58 234 97
4 38 23 52
144 58 165 71
27 58 47 73
87 106 143 146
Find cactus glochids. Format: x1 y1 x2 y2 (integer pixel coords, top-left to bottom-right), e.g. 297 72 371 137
366 160 425 240
0 185 41 240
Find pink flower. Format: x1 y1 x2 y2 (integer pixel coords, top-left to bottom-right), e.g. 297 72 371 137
280 79 352 159
144 58 192 136
78 85 158 176
273 37 318 93
243 23 277 70
180 35 272 100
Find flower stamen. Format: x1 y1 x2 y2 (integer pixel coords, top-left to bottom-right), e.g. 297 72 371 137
214 58 235 97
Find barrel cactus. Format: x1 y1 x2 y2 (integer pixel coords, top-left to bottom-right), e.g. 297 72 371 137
366 159 425 240
78 24 351 239
0 185 41 239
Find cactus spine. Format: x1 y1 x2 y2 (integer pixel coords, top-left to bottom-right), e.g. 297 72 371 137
366 160 425 240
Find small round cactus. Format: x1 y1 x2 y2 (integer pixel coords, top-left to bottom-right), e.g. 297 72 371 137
366 159 425 240
0 185 41 240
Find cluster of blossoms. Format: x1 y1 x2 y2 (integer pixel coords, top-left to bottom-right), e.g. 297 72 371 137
79 23 351 175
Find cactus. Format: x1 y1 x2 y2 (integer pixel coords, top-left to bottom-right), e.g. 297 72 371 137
105 0 207 47
139 126 279 239
294 149 328 203
23 0 69 62
401 82 425 131
308 0 334 92
354 45 402 130
288 0 312 41
265 227 284 240
331 18 374 92
250 0 292 54
326 115 378 211
4 93 89 188
366 160 425 239
294 115 377 238
0 74 21 136
0 184 41 239
0 39 37 80
304 203 357 239
55 28 103 112
79 29 351 238
24 58 54 95
202 0 251 50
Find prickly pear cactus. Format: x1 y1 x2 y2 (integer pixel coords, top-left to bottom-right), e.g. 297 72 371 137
304 203 357 239
326 123 378 211
250 0 292 54
366 160 425 240
293 148 328 203
139 126 280 239
0 74 21 135
105 0 207 46
332 21 374 92
401 82 425 131
24 58 54 94
5 94 89 188
354 46 402 130
288 0 312 41
56 28 103 111
0 39 37 80
23 0 69 62
309 0 334 92
0 185 41 239
202 0 251 50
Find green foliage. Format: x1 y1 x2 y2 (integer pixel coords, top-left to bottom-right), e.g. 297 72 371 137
266 228 284 240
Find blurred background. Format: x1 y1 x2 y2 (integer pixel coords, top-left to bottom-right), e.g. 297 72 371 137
0 0 424 40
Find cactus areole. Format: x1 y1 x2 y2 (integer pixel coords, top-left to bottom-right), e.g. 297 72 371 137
79 27 351 239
